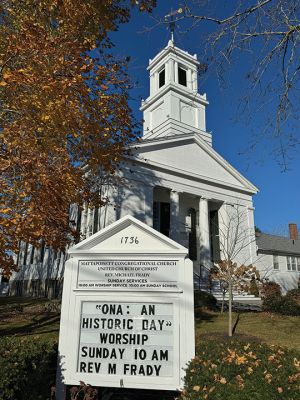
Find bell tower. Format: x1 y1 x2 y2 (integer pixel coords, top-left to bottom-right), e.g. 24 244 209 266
140 39 212 145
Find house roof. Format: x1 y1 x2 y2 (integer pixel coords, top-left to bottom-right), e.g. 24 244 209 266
256 232 300 255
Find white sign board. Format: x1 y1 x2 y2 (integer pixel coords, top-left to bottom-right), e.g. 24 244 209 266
58 215 194 395
78 301 174 377
77 260 179 290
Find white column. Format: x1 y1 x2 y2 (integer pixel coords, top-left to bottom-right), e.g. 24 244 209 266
80 202 88 239
187 69 192 89
150 73 155 95
199 197 211 269
154 72 158 91
165 62 169 83
169 59 174 83
192 70 198 91
170 190 180 242
174 61 178 84
145 186 153 227
218 203 228 260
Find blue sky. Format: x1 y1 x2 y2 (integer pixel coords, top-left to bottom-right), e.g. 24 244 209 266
110 1 300 235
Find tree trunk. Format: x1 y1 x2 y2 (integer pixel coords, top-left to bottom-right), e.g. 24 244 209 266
221 289 225 314
228 281 232 337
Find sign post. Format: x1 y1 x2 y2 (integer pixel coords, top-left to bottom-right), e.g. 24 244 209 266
57 215 194 398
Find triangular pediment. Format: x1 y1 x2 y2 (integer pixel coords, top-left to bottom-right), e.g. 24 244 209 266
132 134 258 193
69 215 187 255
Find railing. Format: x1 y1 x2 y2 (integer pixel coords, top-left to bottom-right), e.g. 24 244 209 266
193 264 222 292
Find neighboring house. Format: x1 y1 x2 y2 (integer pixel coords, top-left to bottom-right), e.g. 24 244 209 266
9 38 259 297
255 223 300 294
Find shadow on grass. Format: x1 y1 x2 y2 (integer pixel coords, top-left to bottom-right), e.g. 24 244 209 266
0 296 49 307
0 313 60 337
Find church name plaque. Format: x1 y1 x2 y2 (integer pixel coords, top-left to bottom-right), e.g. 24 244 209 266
77 260 179 290
78 301 174 377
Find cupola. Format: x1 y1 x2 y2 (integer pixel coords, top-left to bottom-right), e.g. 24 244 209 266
140 39 212 145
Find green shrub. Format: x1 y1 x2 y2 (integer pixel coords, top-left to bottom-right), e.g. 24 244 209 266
262 296 282 314
181 340 300 400
261 281 282 299
194 290 217 309
0 336 57 400
286 289 300 305
249 278 259 297
276 296 300 316
262 289 300 316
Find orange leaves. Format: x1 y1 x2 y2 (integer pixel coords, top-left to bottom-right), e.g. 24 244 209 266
213 374 227 384
0 0 152 273
225 348 248 365
294 358 300 370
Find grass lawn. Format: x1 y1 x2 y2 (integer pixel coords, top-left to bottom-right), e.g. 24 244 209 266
195 308 300 351
0 296 60 341
0 297 299 354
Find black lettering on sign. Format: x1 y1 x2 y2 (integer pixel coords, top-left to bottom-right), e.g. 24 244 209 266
151 349 169 361
108 363 116 374
123 364 162 376
81 346 88 357
134 349 147 360
140 304 155 315
80 346 126 359
80 362 101 373
95 304 123 315
142 319 165 330
80 362 86 372
99 333 148 345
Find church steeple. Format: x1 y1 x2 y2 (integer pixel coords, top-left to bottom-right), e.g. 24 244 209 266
140 41 211 145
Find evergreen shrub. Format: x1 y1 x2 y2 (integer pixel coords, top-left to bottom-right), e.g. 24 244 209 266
261 281 282 299
286 289 300 305
181 340 300 400
0 336 57 400
194 290 217 309
262 284 300 316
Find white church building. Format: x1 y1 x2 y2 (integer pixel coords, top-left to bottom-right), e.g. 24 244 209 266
9 39 260 298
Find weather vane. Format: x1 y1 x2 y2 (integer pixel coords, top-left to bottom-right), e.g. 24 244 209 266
164 7 183 42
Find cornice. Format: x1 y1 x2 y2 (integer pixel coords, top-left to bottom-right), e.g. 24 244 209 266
140 83 208 111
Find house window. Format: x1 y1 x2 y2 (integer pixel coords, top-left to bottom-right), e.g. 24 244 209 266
287 256 300 271
273 254 279 270
178 66 187 86
158 68 165 88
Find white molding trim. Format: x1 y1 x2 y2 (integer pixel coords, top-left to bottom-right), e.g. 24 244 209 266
129 133 259 194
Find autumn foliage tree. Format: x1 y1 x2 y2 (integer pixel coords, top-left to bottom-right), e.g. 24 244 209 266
0 0 155 275
210 205 259 336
